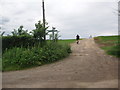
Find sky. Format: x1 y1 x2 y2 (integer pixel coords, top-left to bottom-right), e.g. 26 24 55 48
0 0 119 39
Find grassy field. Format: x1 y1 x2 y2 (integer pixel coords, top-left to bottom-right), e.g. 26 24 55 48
94 35 120 58
58 39 76 44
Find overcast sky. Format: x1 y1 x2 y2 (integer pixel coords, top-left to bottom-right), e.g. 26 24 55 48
0 0 119 39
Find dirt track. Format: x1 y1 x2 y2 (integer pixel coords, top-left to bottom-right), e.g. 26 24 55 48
2 39 118 88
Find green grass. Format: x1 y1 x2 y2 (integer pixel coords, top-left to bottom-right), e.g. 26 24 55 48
2 40 76 72
94 35 120 58
2 39 80 71
58 39 76 44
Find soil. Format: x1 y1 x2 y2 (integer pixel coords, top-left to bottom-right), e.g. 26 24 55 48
2 38 118 88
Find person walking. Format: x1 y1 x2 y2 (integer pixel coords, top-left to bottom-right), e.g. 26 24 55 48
76 35 80 44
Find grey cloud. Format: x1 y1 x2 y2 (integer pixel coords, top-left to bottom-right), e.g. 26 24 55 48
15 10 26 15
0 17 10 25
1 0 118 39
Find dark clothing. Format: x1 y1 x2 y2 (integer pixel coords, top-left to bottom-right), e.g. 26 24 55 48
76 35 80 40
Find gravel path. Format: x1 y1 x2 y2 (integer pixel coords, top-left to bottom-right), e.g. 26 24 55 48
2 39 118 88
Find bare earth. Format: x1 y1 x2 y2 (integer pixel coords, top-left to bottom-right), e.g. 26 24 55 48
2 39 118 88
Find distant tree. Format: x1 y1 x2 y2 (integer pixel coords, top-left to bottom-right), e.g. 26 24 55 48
11 29 18 36
11 26 30 36
18 25 23 35
31 21 48 42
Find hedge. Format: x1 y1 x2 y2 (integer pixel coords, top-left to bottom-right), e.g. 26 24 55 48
2 36 41 52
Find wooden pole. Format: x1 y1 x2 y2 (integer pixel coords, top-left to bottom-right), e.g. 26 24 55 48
42 0 46 40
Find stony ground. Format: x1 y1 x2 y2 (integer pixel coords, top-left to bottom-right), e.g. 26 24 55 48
2 39 118 88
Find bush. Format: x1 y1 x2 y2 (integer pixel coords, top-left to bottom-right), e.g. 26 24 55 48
2 36 40 52
2 42 71 71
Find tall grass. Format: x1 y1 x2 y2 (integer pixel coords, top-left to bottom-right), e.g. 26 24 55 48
94 35 120 58
2 42 71 71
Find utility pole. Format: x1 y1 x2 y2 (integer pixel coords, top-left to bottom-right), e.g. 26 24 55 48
42 0 46 40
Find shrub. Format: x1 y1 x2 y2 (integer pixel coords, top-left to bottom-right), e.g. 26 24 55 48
2 36 40 52
2 42 71 71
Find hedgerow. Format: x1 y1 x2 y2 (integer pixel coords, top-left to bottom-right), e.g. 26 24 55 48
2 35 40 52
2 42 71 71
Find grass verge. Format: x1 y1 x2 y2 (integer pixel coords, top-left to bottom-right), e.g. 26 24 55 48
2 40 74 71
94 35 120 58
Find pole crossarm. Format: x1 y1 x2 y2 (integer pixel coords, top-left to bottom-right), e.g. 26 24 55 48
47 29 59 41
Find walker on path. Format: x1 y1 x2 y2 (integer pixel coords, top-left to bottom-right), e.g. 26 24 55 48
76 35 80 44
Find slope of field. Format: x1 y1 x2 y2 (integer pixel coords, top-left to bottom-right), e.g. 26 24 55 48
94 35 120 58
